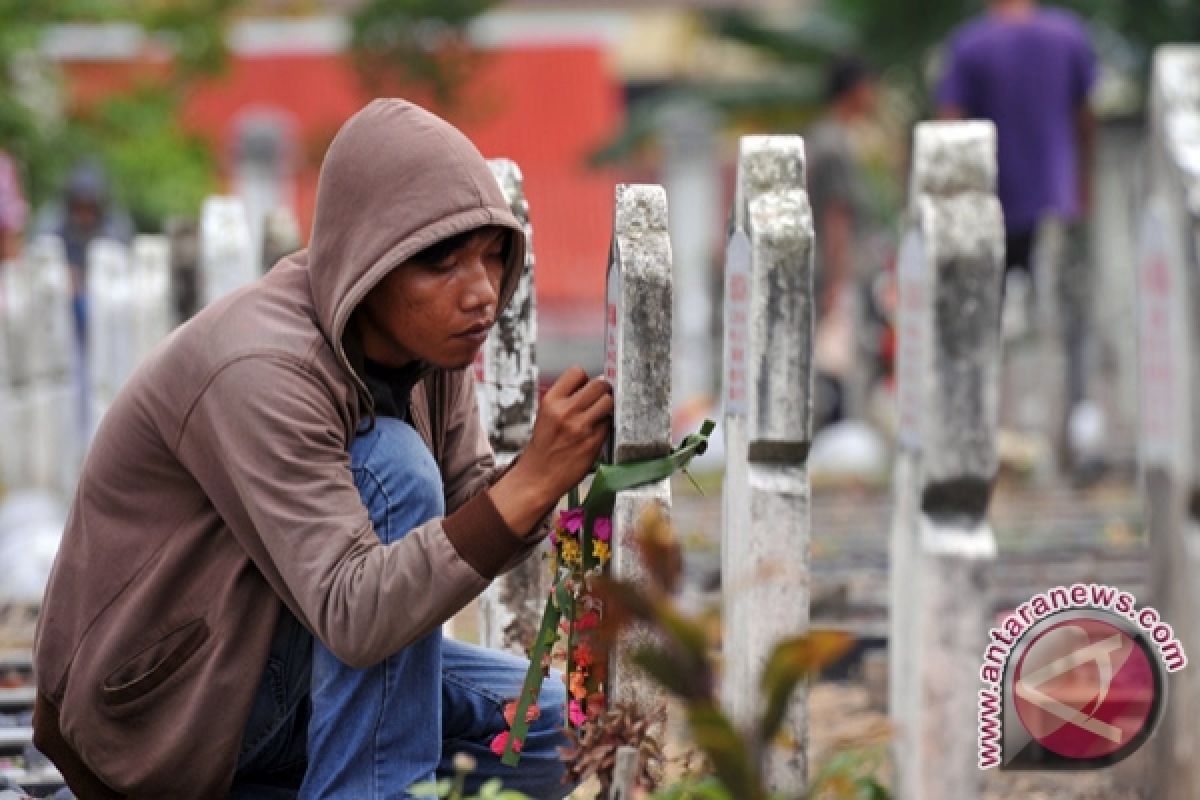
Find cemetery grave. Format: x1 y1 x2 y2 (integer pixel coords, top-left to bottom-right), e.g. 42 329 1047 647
0 43 1198 799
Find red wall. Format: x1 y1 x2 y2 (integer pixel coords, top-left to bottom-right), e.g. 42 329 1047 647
64 43 624 309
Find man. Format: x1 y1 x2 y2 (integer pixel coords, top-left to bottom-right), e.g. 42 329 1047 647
33 99 610 798
806 57 877 429
937 0 1097 464
37 162 134 345
937 0 1095 277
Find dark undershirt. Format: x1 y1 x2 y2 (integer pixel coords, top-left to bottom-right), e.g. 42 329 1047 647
362 359 423 422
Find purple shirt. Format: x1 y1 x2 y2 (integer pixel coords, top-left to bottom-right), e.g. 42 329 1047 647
937 8 1096 233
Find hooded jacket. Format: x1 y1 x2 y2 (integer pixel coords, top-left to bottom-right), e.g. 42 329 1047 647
33 99 540 798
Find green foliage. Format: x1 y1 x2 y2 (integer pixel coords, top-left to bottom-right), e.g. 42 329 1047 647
81 86 217 232
601 0 1200 163
348 0 499 106
0 0 232 229
595 508 860 800
409 776 530 800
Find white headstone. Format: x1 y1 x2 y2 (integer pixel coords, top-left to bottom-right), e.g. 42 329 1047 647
605 184 674 715
477 158 547 657
721 135 814 791
890 121 1002 800
200 195 257 308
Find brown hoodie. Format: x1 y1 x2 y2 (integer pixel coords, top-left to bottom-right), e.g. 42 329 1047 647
33 99 541 798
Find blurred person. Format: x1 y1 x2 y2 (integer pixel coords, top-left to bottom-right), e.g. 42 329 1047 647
806 56 878 430
33 100 604 799
0 149 28 261
36 161 134 343
937 0 1097 468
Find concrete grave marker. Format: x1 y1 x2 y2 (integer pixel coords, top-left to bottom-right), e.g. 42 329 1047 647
721 135 814 791
890 121 1002 800
477 158 547 656
200 196 257 308
1142 45 1200 800
605 184 674 715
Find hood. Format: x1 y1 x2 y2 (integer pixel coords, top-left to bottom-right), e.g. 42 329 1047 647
308 98 526 400
65 160 111 206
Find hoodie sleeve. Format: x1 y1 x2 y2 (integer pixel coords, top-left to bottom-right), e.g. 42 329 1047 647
438 368 552 571
176 355 525 668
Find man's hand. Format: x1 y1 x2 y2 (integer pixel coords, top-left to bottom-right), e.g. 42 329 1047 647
489 367 613 536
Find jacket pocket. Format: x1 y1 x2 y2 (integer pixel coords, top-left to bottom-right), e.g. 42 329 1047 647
101 618 209 707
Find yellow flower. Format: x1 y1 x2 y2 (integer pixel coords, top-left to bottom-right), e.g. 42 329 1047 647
560 539 582 566
592 540 610 564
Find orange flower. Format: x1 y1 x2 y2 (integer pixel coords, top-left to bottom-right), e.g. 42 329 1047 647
572 643 594 668
569 670 589 700
503 700 541 727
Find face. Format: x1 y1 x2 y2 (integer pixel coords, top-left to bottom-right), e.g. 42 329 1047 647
353 226 509 369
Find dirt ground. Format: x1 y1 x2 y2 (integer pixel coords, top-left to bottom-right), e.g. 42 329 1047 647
809 681 1147 800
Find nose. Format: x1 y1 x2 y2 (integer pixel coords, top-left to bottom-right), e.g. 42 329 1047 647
460 254 500 313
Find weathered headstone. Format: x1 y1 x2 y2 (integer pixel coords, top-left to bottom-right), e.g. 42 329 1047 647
261 206 302 272
87 238 136 431
132 235 172 361
477 158 547 656
890 121 1002 800
165 216 200 322
199 196 257 308
605 184 674 715
1142 45 1200 800
10 237 79 498
720 135 813 790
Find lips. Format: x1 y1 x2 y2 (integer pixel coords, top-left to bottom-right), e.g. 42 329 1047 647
456 322 493 344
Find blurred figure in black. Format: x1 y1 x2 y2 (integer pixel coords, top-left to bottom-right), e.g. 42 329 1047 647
37 161 134 344
806 56 878 431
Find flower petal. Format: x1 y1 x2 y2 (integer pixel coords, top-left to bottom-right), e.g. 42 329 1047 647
593 516 612 541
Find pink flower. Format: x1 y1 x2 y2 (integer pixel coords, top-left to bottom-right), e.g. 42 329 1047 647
490 730 522 756
569 700 587 727
559 507 584 534
593 516 612 542
549 528 558 546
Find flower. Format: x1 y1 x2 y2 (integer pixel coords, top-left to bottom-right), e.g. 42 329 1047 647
572 643 594 668
560 539 581 566
569 670 589 700
504 700 541 727
592 540 610 563
593 516 612 541
558 507 584 535
490 730 521 756
575 610 600 632
568 699 587 727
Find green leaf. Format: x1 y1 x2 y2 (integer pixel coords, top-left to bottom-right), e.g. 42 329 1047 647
630 645 700 700
409 778 451 797
649 776 734 800
685 702 764 800
501 593 561 767
856 777 892 800
759 631 855 743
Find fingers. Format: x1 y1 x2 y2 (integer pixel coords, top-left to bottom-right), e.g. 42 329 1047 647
544 366 589 401
580 390 614 431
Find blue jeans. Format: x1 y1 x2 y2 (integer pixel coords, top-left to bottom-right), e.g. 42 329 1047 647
230 418 570 799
